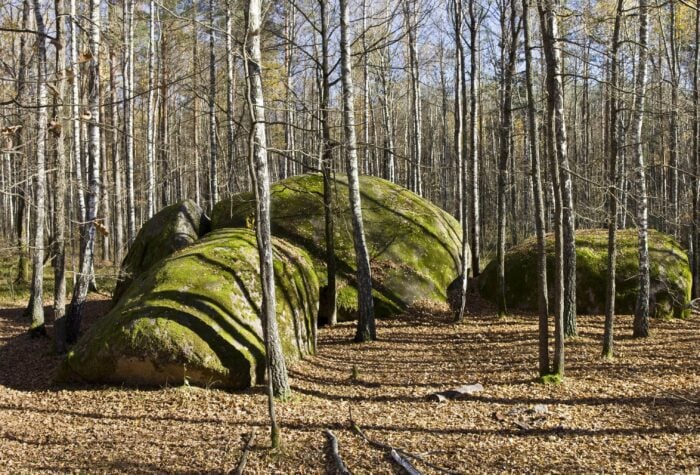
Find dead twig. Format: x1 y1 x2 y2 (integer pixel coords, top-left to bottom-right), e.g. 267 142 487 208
349 409 461 475
637 380 699 405
232 430 256 475
325 429 352 475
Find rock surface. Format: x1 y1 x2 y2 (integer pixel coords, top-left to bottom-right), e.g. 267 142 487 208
478 229 692 318
60 229 318 389
113 200 210 304
212 174 463 320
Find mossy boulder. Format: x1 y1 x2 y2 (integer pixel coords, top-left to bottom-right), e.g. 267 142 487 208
113 200 210 304
478 229 692 318
59 228 318 389
212 174 462 320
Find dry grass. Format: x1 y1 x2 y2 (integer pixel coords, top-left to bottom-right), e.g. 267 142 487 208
0 294 698 474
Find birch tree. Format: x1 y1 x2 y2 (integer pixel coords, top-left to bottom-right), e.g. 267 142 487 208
632 0 651 339
339 0 375 342
66 0 101 345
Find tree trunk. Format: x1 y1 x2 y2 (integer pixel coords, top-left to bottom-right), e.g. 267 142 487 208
244 0 290 448
66 0 101 345
452 0 469 322
147 0 157 218
603 0 624 359
339 0 376 342
318 0 337 326
29 0 48 336
496 3 519 317
52 0 69 348
123 0 136 245
540 0 576 339
539 0 565 376
209 0 219 211
632 0 651 338
468 0 481 277
523 0 549 376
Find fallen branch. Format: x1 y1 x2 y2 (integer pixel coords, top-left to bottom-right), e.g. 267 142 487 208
637 380 699 405
232 430 256 475
325 430 352 475
349 410 461 475
390 449 421 475
427 383 484 402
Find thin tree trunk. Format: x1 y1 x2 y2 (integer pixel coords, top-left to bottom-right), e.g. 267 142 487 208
110 46 124 265
318 0 337 326
452 0 469 322
694 0 700 300
603 0 624 359
523 0 549 376
539 0 565 376
66 0 101 345
29 0 48 336
496 3 519 317
209 0 219 211
226 0 237 186
468 1 481 277
339 0 376 342
633 0 651 338
147 0 156 218
124 0 136 245
52 0 69 348
540 0 576 339
243 0 290 448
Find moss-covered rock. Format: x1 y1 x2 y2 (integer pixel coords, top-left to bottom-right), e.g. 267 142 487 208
212 174 462 320
478 229 692 318
59 229 318 389
113 200 210 304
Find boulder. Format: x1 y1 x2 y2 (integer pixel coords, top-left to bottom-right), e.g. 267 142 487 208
113 200 210 303
478 229 692 318
212 174 463 321
59 228 318 389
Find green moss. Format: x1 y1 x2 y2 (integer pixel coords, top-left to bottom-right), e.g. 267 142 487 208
212 174 462 321
538 373 563 385
113 200 210 304
59 229 318 389
479 229 692 319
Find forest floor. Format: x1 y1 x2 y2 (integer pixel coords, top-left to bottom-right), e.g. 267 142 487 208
0 291 699 474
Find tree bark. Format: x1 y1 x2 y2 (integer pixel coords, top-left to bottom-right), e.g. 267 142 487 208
244 0 291 448
66 0 101 345
603 0 624 359
633 0 651 338
523 0 549 376
339 0 376 342
29 0 48 335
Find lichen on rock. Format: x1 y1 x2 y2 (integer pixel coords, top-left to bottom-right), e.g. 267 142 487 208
478 229 692 319
113 200 211 304
211 174 463 321
59 228 318 389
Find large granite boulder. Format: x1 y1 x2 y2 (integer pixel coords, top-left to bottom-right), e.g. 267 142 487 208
59 229 318 389
478 229 692 318
113 200 210 303
211 174 463 320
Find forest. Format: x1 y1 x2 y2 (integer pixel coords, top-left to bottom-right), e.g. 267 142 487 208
0 0 699 472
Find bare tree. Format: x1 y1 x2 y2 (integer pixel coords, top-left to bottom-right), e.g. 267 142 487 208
523 0 549 375
632 0 651 338
339 0 375 342
603 0 624 359
66 0 101 345
244 0 291 448
28 0 48 336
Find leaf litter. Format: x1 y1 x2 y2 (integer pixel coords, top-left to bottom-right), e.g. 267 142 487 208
0 296 698 473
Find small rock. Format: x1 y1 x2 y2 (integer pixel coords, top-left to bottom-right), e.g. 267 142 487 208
533 404 548 414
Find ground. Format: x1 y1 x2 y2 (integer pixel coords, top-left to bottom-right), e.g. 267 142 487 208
0 291 698 474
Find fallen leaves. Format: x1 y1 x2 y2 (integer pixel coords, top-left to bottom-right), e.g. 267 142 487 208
0 297 698 473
